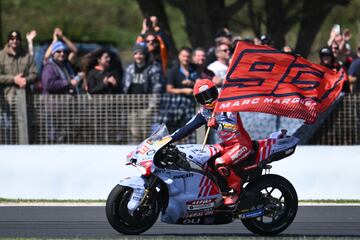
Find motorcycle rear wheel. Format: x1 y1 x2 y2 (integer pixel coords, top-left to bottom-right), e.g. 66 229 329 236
241 174 298 236
106 185 161 235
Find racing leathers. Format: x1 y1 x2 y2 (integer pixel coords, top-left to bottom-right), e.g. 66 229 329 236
171 106 253 205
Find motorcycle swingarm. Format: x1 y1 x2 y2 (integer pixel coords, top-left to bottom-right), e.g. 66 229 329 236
238 208 265 219
236 190 262 211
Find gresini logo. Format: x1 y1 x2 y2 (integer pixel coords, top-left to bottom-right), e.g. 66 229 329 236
219 97 316 110
173 173 194 179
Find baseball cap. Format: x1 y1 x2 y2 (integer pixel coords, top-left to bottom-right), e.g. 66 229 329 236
319 47 332 56
260 35 271 45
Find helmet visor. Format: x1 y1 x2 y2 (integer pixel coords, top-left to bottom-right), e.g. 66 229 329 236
195 87 218 105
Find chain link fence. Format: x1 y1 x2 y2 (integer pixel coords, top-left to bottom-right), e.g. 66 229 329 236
0 93 359 145
28 94 161 144
308 94 360 145
0 95 18 144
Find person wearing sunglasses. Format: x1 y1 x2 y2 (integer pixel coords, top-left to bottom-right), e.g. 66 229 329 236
41 41 85 143
207 43 231 90
0 30 37 142
0 30 37 98
41 41 84 94
43 27 78 65
136 16 169 75
140 31 168 75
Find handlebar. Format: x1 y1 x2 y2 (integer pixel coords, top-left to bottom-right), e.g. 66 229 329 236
154 143 191 170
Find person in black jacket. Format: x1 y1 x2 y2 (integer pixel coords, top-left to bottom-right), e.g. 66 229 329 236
84 48 122 94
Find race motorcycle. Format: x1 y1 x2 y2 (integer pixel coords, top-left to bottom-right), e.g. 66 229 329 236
106 124 299 236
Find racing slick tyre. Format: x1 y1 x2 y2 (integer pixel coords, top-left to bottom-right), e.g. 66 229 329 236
241 174 298 236
106 185 161 235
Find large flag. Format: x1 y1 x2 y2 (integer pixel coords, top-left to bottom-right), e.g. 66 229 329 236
214 42 346 124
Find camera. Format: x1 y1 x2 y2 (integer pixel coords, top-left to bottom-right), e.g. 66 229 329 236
333 24 341 35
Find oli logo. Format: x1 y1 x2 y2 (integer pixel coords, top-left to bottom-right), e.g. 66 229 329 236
182 218 201 224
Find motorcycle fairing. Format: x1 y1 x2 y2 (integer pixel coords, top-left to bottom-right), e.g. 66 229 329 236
267 136 299 163
270 136 299 155
177 144 220 170
254 135 299 165
118 175 145 189
117 176 145 214
127 126 172 166
156 169 222 224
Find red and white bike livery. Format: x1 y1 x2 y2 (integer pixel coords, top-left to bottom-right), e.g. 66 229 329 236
106 125 298 235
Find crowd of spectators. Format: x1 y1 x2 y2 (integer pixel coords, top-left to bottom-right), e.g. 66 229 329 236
0 17 359 143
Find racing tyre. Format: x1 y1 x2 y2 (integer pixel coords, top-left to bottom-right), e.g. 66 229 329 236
106 185 161 235
241 174 298 236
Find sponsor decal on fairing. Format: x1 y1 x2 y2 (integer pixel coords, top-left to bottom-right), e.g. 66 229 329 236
186 199 216 211
173 173 194 179
182 218 201 224
240 209 264 219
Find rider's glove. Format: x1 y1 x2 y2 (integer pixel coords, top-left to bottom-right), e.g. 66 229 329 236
207 117 218 129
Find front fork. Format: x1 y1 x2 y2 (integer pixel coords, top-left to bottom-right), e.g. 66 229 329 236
127 175 159 215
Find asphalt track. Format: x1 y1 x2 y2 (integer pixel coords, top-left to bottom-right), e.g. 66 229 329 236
0 205 359 238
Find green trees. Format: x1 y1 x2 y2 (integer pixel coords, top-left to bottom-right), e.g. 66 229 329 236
0 0 358 60
138 0 351 57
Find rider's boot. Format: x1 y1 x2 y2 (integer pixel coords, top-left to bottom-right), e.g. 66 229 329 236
222 169 242 205
216 163 242 206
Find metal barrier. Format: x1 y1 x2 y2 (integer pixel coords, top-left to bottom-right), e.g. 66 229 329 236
0 95 18 144
0 93 359 145
27 94 196 145
28 94 161 144
308 93 360 145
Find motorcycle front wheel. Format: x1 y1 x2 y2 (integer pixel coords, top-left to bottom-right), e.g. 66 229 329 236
241 174 298 236
106 185 161 235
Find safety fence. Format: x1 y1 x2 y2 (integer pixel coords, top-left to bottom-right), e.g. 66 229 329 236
28 94 161 144
0 92 359 145
0 95 18 144
308 93 360 145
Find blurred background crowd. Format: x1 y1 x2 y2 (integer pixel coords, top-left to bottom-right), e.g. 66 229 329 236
0 0 359 145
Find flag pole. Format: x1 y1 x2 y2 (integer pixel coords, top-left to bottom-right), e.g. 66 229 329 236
202 109 216 150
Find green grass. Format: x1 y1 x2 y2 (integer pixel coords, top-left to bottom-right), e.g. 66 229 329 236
0 198 105 203
1 198 360 204
300 199 360 204
0 237 359 240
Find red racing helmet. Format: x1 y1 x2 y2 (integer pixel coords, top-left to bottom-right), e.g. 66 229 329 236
193 79 218 105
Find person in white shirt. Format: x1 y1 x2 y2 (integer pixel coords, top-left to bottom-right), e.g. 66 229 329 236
206 43 231 144
207 43 230 88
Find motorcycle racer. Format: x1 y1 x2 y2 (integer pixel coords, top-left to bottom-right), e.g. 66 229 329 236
171 79 253 205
